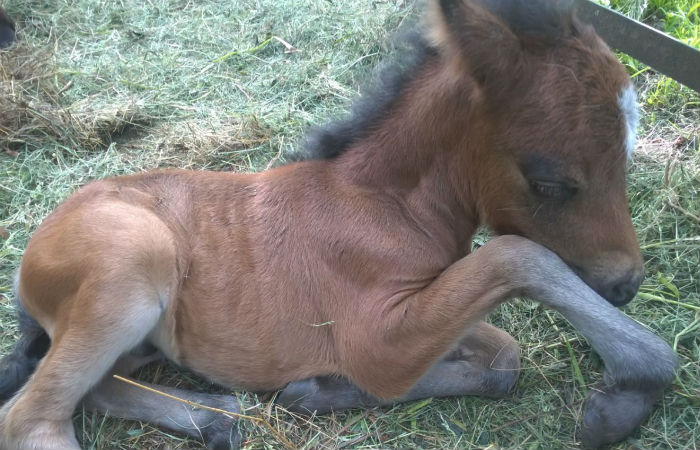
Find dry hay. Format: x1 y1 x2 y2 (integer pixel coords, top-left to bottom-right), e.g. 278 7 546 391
1 42 269 167
0 42 147 154
149 116 270 162
113 115 274 173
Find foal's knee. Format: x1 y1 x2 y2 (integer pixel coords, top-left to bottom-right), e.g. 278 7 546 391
1 401 79 450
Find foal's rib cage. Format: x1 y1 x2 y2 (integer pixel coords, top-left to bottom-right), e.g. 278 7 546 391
0 1 680 449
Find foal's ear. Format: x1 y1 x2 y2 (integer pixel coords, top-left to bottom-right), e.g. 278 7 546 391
427 0 522 94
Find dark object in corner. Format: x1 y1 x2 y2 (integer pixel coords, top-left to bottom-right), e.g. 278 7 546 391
0 7 15 48
574 0 700 92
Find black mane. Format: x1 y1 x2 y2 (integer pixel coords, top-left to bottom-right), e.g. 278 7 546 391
288 31 434 162
288 0 575 163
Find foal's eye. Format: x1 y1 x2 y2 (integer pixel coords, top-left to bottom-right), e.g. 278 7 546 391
530 180 574 200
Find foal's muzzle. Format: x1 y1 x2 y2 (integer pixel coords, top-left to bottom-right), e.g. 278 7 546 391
598 269 644 307
569 261 644 307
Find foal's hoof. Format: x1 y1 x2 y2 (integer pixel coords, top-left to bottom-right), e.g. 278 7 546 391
578 383 661 448
200 396 245 450
478 365 519 399
203 424 243 450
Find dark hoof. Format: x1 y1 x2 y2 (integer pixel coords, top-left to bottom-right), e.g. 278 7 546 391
578 383 662 448
201 396 245 450
0 8 15 49
479 365 519 399
203 423 243 450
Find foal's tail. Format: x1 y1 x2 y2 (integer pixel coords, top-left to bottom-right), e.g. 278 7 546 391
0 273 50 404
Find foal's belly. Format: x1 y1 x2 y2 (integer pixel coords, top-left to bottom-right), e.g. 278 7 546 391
156 290 338 392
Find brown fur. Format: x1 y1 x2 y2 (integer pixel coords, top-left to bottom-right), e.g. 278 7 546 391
0 1 676 449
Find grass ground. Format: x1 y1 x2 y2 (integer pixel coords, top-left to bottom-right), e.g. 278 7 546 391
1 0 698 449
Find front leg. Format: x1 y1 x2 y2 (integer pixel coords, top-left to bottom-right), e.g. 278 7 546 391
529 274 678 447
515 244 677 447
341 235 676 448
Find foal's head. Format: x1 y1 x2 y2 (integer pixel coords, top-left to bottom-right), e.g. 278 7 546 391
431 0 642 306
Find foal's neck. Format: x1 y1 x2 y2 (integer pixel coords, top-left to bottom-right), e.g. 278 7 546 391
330 55 481 248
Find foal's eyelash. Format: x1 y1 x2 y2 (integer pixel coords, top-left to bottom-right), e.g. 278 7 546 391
530 180 574 200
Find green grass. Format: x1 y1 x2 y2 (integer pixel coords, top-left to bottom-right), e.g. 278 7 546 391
602 0 700 100
602 0 699 44
1 1 698 449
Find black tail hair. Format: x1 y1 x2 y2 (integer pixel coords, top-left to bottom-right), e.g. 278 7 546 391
0 275 50 404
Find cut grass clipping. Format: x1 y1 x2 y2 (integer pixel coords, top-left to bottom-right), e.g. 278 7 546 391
1 0 698 449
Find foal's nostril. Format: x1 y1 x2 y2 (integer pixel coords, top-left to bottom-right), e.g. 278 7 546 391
605 270 644 307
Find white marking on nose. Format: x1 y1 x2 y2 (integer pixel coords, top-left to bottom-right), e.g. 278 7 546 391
618 85 639 160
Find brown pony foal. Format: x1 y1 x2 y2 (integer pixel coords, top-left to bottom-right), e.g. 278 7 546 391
0 1 677 449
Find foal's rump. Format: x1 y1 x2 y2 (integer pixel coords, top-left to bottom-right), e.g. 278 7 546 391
15 179 181 348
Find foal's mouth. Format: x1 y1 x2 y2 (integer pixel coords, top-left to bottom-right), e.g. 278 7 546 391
567 262 643 308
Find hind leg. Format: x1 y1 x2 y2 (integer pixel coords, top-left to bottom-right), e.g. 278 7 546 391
82 348 243 450
440 321 521 398
277 321 519 414
0 292 164 450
